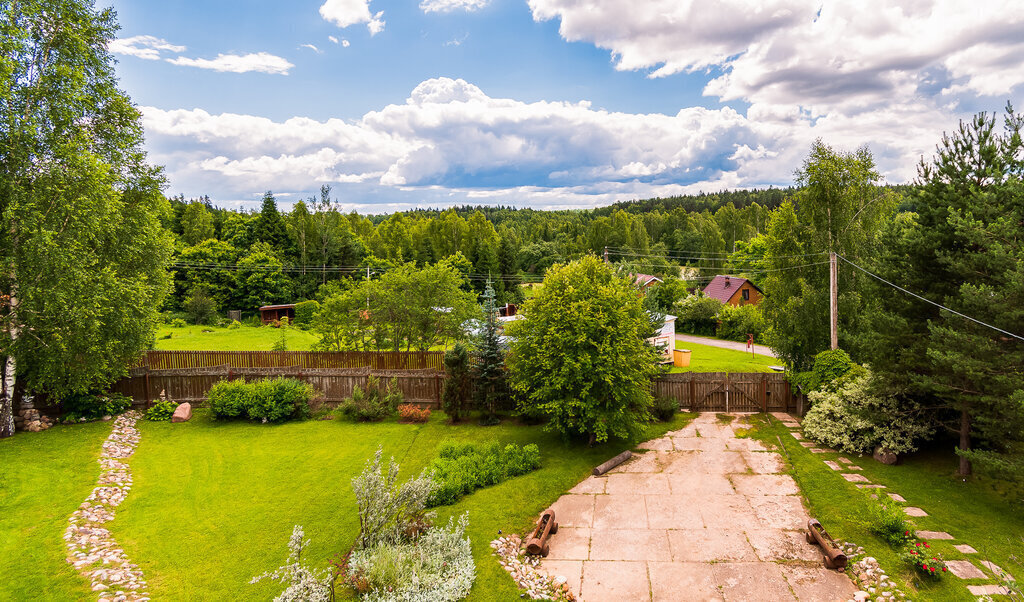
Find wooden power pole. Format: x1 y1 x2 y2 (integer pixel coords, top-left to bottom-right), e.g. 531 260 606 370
829 251 838 350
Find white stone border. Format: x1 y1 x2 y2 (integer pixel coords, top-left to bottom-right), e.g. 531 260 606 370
64 411 149 602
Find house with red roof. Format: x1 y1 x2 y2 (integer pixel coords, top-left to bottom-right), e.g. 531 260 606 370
702 275 763 306
633 273 663 289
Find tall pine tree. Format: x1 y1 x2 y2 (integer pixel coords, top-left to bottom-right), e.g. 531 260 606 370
474 280 507 424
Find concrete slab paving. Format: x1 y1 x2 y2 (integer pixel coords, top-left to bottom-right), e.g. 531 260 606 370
918 530 954 540
968 584 1010 596
980 560 1011 578
840 473 870 482
888 493 906 502
903 506 928 517
540 414 855 601
590 528 672 561
954 544 977 554
581 560 651 602
648 561 723 601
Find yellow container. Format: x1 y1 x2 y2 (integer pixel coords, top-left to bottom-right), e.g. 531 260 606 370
673 349 691 367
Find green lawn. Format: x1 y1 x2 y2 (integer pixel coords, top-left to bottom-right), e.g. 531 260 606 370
4 409 694 600
745 415 1023 600
0 421 112 601
670 341 779 373
153 322 320 351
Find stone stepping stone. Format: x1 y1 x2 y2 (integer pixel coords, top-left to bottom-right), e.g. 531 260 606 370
954 544 977 554
855 484 885 489
968 585 1008 596
917 530 953 540
841 473 869 482
799 441 815 447
887 493 906 502
823 460 842 471
903 507 928 517
981 560 1011 578
843 465 863 471
946 560 986 579
809 448 830 453
838 457 855 464
790 432 803 440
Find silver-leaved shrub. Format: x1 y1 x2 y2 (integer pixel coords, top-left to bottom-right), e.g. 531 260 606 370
251 525 333 602
803 368 933 455
352 449 436 549
348 513 476 602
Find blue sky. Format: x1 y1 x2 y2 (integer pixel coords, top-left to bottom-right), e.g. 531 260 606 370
105 0 1024 212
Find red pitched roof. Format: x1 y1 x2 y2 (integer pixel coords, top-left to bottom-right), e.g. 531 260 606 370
634 273 663 287
701 275 759 303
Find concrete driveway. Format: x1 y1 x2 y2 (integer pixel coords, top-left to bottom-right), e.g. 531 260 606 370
539 413 855 601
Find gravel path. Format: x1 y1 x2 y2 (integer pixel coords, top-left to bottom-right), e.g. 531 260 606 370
675 334 777 358
64 411 150 602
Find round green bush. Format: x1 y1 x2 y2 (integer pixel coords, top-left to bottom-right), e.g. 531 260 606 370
146 399 178 421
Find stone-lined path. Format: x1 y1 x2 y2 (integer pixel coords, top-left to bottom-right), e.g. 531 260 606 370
780 413 1017 599
539 413 856 601
64 411 150 602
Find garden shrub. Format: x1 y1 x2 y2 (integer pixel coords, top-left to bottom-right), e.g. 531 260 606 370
351 449 436 550
901 541 947 579
251 525 333 601
652 396 678 422
339 376 400 422
208 378 313 423
441 342 472 422
673 294 723 336
426 441 541 507
345 514 475 602
397 404 431 423
145 399 178 421
869 497 915 547
61 392 132 422
716 303 767 343
227 320 241 330
803 368 933 455
292 300 320 326
170 318 186 328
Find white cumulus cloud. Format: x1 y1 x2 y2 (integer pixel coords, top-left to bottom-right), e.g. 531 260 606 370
108 35 186 60
420 0 489 13
166 52 294 75
319 0 385 35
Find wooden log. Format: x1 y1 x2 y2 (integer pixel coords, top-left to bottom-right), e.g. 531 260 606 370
526 508 558 557
592 450 632 476
806 519 848 569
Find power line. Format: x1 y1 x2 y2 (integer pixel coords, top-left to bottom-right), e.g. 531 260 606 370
837 255 1024 343
609 249 828 261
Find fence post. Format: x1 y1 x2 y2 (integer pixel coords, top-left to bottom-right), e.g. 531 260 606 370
689 377 697 413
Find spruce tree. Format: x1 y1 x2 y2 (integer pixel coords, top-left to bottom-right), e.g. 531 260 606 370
474 280 507 425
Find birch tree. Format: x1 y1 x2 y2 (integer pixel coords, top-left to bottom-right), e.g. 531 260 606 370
0 0 172 435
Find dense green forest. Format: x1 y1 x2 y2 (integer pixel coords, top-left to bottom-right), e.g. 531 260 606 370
163 184 909 314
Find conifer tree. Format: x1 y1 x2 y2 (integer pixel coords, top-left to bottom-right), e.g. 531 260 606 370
474 280 507 424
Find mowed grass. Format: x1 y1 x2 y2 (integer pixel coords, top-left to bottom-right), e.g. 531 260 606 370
745 415 1023 600
103 410 695 600
0 421 112 601
669 341 779 373
153 322 320 351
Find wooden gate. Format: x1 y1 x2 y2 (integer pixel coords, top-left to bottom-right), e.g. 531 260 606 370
652 372 793 413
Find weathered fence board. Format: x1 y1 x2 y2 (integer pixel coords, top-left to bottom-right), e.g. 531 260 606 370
138 350 445 371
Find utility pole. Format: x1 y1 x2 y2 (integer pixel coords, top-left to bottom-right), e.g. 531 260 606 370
829 251 838 350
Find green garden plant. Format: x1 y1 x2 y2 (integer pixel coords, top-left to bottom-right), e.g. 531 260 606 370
208 378 313 423
61 393 132 422
145 399 179 421
425 441 541 507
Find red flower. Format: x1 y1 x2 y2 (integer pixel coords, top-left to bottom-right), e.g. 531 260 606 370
904 531 910 535
924 543 930 548
930 567 935 572
943 567 947 572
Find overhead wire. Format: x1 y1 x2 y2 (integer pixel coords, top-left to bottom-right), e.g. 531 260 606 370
837 255 1024 343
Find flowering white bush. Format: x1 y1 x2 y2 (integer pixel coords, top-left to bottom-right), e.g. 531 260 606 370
803 368 933 455
352 449 436 549
348 513 476 602
251 525 333 602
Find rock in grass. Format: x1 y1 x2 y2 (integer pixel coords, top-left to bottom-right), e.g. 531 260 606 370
171 403 192 423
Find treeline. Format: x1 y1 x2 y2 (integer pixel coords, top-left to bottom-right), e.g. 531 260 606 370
163 185 818 315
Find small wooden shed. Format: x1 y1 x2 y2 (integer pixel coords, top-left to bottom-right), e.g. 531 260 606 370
259 304 296 324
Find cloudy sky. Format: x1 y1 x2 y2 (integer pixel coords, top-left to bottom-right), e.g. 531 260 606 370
105 0 1024 212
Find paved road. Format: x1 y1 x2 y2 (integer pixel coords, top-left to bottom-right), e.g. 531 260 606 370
539 414 856 601
675 333 777 359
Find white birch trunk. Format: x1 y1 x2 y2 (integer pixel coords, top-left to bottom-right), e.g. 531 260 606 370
1 280 18 438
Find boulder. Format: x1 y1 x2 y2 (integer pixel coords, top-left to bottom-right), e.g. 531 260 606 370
873 446 898 465
171 402 192 423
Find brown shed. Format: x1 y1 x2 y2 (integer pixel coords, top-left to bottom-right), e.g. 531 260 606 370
702 275 763 306
259 304 296 324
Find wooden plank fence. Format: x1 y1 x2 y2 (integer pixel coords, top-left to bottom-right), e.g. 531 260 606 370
138 350 445 371
652 372 794 413
112 365 444 409
111 351 795 414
